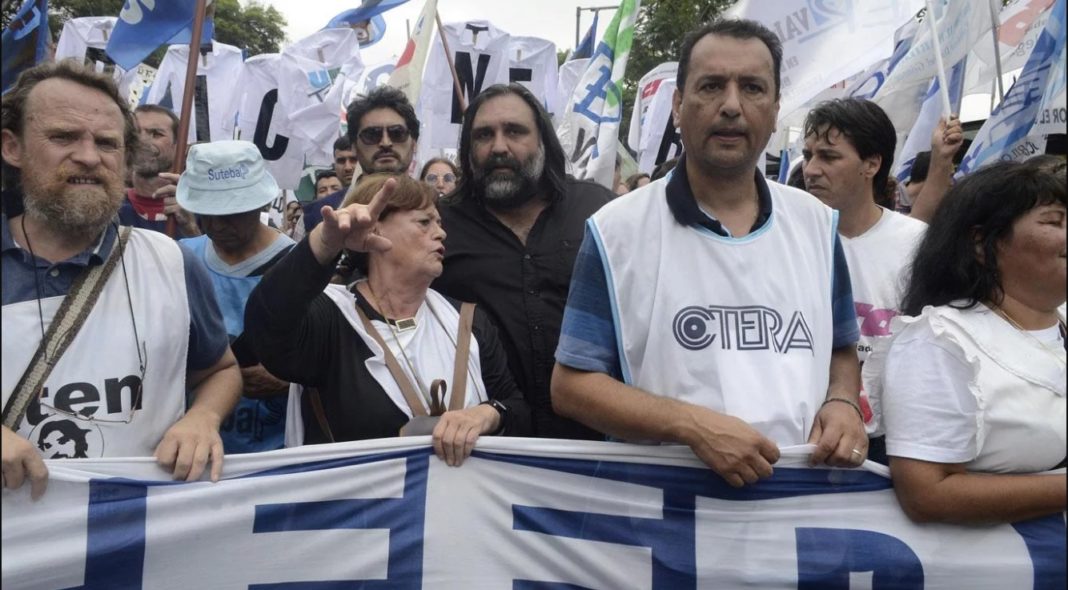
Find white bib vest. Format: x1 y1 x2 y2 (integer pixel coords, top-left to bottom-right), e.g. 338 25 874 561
2 229 190 458
590 180 838 445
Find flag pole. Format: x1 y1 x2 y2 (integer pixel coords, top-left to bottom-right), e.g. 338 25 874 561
434 11 467 113
923 0 953 116
986 0 1005 102
166 0 209 238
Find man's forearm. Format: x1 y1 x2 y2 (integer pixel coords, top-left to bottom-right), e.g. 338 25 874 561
187 349 242 425
826 345 861 403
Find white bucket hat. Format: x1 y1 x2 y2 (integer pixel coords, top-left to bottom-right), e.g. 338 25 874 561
176 140 280 215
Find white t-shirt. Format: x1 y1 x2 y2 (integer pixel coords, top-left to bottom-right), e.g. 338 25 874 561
876 304 1066 473
842 208 926 365
420 21 511 153
627 62 677 153
555 58 589 127
54 16 140 101
145 41 244 143
508 36 559 118
222 53 309 190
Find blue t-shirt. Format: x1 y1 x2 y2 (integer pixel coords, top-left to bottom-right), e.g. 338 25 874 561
2 214 228 372
302 188 346 232
555 162 859 379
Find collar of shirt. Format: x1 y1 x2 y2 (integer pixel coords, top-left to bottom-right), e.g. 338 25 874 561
2 210 117 268
665 156 773 237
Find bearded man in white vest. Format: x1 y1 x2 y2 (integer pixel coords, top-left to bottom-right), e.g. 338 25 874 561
1 61 242 499
551 19 868 488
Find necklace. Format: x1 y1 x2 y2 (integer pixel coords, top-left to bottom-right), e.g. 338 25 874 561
993 306 1067 368
362 282 433 402
20 216 47 343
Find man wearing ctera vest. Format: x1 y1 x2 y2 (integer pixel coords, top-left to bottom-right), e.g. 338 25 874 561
552 19 867 488
1 62 242 499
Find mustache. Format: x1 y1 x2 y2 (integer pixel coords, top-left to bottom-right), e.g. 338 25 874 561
375 149 399 159
481 155 521 173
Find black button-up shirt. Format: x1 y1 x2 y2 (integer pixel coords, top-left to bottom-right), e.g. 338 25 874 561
433 177 612 439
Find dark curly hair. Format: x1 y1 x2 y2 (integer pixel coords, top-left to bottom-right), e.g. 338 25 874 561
901 160 1067 316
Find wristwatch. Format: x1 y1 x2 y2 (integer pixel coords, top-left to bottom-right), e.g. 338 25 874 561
480 399 508 435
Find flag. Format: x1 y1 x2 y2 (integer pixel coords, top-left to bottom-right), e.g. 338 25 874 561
726 0 924 120
1 0 49 94
879 0 993 95
557 0 640 188
2 439 1062 587
325 0 409 47
386 0 437 105
1032 8 1066 136
572 12 598 60
106 0 212 70
894 56 967 184
958 0 1066 175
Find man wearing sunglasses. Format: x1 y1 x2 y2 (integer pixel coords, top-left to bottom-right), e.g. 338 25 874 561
302 87 420 233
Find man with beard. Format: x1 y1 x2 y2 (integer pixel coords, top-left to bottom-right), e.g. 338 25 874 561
0 62 241 499
433 83 613 440
302 87 419 232
551 20 867 488
118 105 200 237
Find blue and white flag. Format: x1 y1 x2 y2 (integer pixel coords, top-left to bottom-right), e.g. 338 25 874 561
894 56 967 184
557 0 640 188
572 12 598 60
2 439 1063 588
1 0 49 94
106 0 213 70
959 0 1066 175
325 0 410 48
1032 7 1067 136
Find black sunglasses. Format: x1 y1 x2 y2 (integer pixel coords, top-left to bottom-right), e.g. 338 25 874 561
357 124 411 146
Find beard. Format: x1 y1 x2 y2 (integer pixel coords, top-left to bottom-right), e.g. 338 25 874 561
21 162 125 241
472 145 545 210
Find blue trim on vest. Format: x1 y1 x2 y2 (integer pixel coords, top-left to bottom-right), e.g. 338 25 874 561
587 217 632 386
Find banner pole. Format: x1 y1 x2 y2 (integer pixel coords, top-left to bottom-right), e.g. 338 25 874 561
434 11 467 113
166 0 209 238
986 0 1006 102
923 0 954 116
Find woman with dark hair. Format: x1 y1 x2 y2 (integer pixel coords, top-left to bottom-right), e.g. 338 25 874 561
864 160 1066 524
419 157 459 198
245 174 531 464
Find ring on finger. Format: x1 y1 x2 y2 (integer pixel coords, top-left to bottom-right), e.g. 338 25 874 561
851 448 864 463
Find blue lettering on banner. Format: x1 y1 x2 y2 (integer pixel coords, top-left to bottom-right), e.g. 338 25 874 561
795 527 924 588
76 449 430 588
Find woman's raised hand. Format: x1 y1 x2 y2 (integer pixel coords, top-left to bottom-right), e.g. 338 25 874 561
310 177 396 264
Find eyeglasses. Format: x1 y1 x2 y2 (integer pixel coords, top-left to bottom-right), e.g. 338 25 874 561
424 173 456 184
357 124 411 146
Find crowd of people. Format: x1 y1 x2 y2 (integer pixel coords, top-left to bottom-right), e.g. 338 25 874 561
1 18 1064 527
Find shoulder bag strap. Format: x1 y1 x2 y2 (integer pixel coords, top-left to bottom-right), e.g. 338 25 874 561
448 302 476 411
3 226 133 429
354 306 428 417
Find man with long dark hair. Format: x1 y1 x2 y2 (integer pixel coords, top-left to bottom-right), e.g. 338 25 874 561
433 83 613 440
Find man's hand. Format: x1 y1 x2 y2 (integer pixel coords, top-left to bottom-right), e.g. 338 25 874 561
240 364 289 397
154 407 226 482
2 425 48 499
309 177 395 265
432 404 500 467
155 172 200 236
932 115 964 163
808 399 868 467
682 406 781 488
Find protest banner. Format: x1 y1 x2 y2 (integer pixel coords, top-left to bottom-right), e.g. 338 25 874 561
3 439 1064 589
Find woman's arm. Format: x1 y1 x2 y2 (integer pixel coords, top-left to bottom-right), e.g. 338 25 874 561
890 457 1066 524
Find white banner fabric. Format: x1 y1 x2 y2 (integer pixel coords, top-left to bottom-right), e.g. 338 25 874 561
3 439 1064 589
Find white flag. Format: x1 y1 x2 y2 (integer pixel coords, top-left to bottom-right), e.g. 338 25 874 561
557 0 641 188
388 0 438 105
